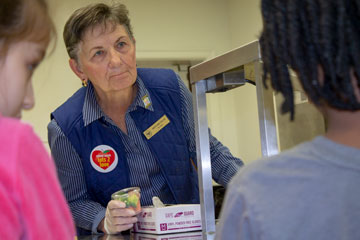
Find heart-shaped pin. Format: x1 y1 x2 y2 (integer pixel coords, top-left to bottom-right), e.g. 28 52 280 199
91 150 115 170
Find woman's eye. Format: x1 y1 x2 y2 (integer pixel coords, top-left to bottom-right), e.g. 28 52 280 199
94 50 104 57
117 42 126 48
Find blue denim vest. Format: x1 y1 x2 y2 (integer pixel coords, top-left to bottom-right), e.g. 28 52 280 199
51 68 199 207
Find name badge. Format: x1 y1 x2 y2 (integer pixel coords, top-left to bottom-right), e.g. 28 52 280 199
143 115 170 140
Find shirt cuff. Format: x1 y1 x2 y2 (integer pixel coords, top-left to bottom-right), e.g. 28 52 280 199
92 208 106 234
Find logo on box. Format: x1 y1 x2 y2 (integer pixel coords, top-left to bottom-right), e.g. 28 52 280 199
160 223 167 231
174 212 184 218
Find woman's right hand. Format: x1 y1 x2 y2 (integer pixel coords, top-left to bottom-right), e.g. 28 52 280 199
103 200 138 234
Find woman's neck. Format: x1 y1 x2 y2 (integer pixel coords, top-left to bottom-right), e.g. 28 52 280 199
96 84 137 117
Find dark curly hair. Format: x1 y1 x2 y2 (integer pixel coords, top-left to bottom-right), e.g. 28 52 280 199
260 0 360 120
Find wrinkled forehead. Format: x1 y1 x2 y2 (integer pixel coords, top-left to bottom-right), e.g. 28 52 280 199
81 21 132 42
77 23 132 56
81 24 131 45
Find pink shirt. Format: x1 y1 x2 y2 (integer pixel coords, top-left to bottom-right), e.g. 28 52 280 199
0 116 75 239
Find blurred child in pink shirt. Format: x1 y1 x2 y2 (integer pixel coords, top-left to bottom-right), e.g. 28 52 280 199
0 0 76 239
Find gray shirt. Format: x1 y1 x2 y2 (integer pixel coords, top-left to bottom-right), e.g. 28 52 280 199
216 136 360 240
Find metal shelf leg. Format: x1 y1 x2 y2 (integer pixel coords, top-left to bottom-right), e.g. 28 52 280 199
192 80 216 240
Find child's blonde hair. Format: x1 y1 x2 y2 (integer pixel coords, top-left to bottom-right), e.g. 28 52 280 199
0 0 55 57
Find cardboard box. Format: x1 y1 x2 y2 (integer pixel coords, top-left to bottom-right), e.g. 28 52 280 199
133 204 202 234
133 231 203 240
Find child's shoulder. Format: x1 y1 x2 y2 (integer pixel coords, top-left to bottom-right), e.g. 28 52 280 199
0 117 36 142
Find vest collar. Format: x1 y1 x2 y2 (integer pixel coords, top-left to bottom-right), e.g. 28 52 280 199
82 76 154 127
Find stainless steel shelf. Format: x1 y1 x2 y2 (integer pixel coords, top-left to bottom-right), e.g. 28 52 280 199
190 40 261 84
190 40 278 240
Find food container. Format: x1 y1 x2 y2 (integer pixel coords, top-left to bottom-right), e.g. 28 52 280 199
133 204 202 234
133 230 203 239
111 187 141 213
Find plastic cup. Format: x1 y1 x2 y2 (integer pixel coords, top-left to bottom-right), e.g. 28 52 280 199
111 187 141 213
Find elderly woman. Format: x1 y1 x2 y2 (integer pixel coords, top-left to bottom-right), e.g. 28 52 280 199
48 1 243 235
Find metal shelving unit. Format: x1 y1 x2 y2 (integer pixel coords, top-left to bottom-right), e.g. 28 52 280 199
190 40 279 240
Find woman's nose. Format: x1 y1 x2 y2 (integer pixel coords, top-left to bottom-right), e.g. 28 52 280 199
22 81 35 111
108 48 122 68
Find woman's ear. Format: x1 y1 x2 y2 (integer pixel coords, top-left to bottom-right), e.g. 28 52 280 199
69 58 86 81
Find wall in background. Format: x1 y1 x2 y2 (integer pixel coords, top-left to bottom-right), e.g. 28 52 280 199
206 0 263 163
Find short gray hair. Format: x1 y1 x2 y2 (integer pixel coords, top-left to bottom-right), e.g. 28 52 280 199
63 1 134 60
